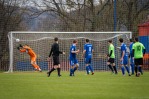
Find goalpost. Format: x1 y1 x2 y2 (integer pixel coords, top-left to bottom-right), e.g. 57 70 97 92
7 31 132 73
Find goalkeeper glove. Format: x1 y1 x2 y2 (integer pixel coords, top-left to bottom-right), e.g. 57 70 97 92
19 44 23 47
17 47 20 50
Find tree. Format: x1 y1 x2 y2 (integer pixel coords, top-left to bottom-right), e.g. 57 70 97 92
116 0 149 36
0 0 30 70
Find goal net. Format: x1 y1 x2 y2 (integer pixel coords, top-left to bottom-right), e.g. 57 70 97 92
7 31 132 72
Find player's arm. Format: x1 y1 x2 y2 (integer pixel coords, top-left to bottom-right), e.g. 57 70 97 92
142 44 146 56
82 50 86 57
49 45 53 57
58 51 65 54
23 45 30 49
17 44 23 50
107 46 112 57
55 44 65 54
17 44 26 52
82 45 86 57
121 51 125 58
19 48 26 52
132 44 135 57
108 50 113 57
132 49 134 57
71 47 79 53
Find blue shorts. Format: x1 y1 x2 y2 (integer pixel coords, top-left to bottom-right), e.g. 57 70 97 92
120 57 128 65
70 58 78 66
85 57 91 64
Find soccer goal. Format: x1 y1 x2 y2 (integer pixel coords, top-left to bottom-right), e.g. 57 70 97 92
7 31 132 72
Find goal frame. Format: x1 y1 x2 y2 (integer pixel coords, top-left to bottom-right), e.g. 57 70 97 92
8 31 132 73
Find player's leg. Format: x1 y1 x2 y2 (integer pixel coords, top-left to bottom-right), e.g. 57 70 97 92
130 57 134 75
124 65 131 76
88 58 94 75
138 66 143 75
110 58 117 74
57 64 61 77
31 57 41 71
34 61 42 72
138 58 143 75
107 58 114 73
54 56 61 76
47 56 57 77
120 59 125 76
112 63 118 74
85 58 90 75
123 57 131 76
74 59 79 73
31 62 41 71
134 58 139 76
85 64 90 75
73 63 79 76
69 60 74 76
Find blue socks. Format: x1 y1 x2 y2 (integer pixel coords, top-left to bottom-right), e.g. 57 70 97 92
86 65 94 74
88 65 93 73
70 68 74 76
86 66 89 74
131 64 134 74
70 67 78 76
121 66 125 75
125 66 130 74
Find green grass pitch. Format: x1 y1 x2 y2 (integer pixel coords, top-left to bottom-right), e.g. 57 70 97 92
0 71 149 99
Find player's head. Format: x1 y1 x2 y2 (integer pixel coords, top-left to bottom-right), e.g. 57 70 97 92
108 40 112 44
129 38 133 42
54 37 58 42
134 37 139 42
119 38 123 43
86 39 89 43
73 39 78 44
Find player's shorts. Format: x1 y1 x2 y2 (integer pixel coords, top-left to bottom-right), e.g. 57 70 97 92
70 58 78 66
31 57 36 62
134 58 143 65
130 57 134 64
85 57 91 64
120 57 128 65
53 56 60 65
107 58 115 63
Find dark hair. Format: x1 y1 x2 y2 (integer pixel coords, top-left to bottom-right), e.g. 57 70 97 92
86 39 89 42
119 38 123 43
130 39 133 42
54 37 58 41
73 39 77 43
108 40 112 43
134 37 139 42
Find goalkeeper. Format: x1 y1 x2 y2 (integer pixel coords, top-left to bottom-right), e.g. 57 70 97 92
17 44 42 72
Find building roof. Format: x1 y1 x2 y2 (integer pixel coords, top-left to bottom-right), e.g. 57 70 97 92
138 21 149 27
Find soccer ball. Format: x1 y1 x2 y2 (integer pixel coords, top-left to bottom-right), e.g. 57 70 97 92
16 39 20 42
137 72 141 77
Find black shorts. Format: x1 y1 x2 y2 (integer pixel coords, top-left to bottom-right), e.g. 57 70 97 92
53 56 60 65
134 58 143 65
108 58 115 63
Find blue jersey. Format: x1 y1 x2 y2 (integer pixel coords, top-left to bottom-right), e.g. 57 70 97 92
120 43 128 57
84 43 93 58
129 42 133 57
69 44 77 59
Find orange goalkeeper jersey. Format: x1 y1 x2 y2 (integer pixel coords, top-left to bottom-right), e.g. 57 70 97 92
20 46 36 57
